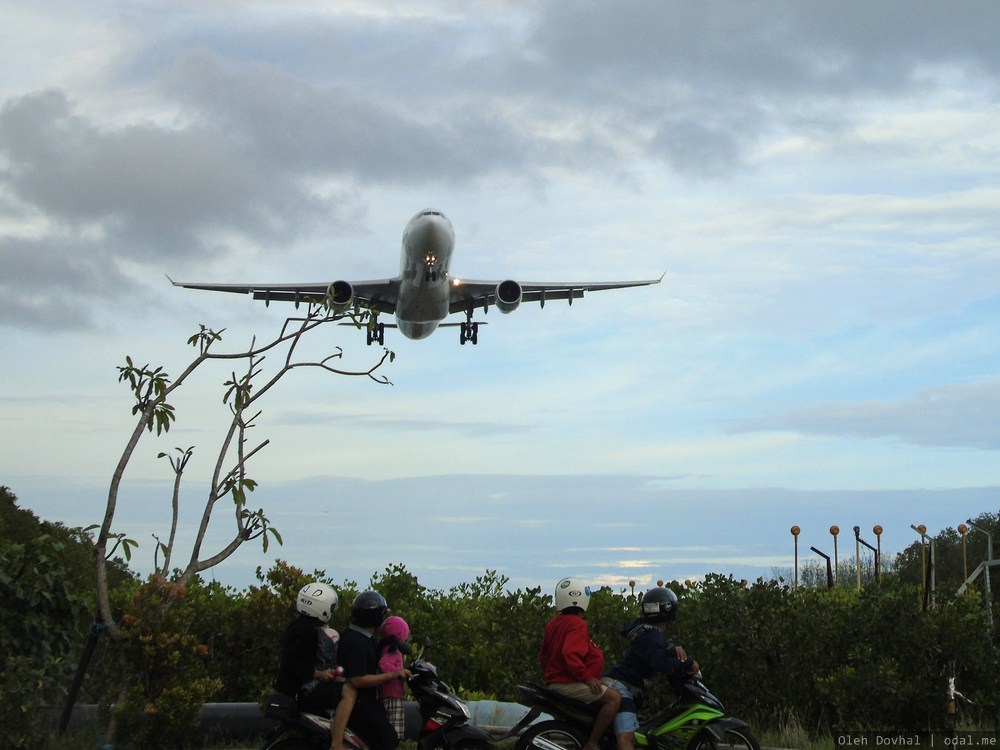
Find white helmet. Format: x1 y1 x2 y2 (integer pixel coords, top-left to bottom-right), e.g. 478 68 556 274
554 577 591 613
297 582 339 623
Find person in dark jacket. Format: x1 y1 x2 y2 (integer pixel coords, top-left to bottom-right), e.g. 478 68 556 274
603 587 699 750
275 582 346 713
335 590 411 750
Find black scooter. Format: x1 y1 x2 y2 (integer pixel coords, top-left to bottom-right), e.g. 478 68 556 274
260 642 497 750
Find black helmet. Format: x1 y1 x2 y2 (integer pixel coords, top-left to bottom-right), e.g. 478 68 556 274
351 590 388 628
640 587 678 623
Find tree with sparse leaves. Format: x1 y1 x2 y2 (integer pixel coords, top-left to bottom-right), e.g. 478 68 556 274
91 297 393 747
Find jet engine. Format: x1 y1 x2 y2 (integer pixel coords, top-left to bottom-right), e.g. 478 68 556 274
327 280 353 310
495 280 522 314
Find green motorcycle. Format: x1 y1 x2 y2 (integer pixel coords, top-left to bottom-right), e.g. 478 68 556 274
513 675 760 750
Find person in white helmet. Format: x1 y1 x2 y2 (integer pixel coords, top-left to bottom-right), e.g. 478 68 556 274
275 582 349 715
539 577 621 750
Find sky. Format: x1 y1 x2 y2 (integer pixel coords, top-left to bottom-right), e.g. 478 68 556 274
2 1 1000 595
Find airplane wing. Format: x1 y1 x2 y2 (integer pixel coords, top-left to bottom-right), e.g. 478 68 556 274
447 275 664 314
168 278 401 315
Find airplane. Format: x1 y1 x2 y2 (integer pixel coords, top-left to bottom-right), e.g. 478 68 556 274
171 209 663 345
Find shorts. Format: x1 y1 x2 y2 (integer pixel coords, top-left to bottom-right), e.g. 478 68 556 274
545 681 607 704
602 678 639 735
382 697 405 740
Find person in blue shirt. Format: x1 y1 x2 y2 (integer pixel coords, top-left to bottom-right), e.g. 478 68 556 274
603 587 699 750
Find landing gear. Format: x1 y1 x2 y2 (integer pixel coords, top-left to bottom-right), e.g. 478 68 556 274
459 301 482 345
367 321 385 346
459 321 479 345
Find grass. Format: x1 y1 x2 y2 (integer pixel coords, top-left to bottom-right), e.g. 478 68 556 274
52 716 996 750
757 711 830 749
755 712 998 750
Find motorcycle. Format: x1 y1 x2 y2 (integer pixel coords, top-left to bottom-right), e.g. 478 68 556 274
511 674 760 750
260 642 497 750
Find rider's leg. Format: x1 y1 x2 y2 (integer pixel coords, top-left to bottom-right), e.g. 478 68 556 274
586 686 621 750
347 696 399 750
330 682 357 750
605 679 638 750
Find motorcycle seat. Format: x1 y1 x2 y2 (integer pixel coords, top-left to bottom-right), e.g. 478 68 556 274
519 683 601 718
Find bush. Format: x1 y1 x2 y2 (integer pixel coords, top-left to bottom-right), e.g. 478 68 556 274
180 563 997 736
0 533 95 748
104 577 222 749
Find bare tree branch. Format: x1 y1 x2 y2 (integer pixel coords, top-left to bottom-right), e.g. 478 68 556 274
94 301 391 631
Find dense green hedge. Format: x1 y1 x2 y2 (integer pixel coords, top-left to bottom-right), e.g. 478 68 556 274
661 575 998 732
91 560 998 746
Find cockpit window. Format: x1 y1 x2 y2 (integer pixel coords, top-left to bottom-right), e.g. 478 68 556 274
421 210 442 217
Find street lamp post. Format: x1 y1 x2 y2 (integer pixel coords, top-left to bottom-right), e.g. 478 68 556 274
791 526 801 589
958 524 968 583
873 525 883 581
853 526 862 591
911 524 934 609
830 526 840 585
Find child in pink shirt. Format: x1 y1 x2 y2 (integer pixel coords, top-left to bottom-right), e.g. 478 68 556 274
377 615 410 741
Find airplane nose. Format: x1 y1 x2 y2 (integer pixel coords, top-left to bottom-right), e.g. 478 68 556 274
411 216 451 248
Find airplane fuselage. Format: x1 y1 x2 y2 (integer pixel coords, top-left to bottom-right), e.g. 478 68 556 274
171 208 661 345
395 209 456 339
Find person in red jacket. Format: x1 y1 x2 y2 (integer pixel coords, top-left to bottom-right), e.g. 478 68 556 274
540 577 621 750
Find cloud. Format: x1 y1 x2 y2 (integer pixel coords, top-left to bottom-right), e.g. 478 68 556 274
5 1 1000 596
275 408 534 439
5 2 997 338
0 86 351 332
435 515 500 525
165 51 484 185
0 89 326 258
14 472 997 593
0 234 142 330
516 1 1000 178
741 380 1000 450
531 2 1000 96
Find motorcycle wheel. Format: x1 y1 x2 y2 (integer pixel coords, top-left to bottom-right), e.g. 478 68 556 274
688 729 719 750
715 727 761 750
262 736 327 750
516 720 587 750
445 741 493 750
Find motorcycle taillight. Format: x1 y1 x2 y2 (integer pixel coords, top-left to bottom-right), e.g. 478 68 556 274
423 717 445 733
